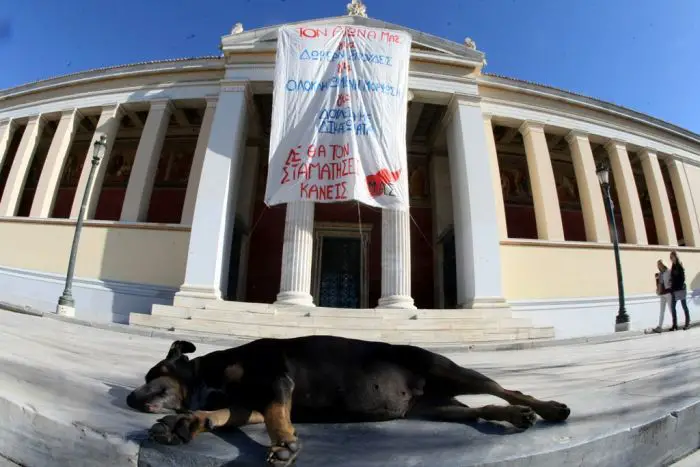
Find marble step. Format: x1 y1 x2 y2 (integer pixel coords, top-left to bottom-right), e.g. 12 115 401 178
188 308 532 330
129 313 553 344
153 304 515 321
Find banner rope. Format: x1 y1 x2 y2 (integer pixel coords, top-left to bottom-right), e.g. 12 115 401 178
409 212 435 253
247 205 269 237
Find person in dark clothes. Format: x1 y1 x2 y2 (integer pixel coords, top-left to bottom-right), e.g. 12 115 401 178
670 250 691 331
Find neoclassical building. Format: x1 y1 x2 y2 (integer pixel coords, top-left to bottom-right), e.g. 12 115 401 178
1 6 699 343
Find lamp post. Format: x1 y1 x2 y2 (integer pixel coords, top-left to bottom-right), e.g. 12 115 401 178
596 159 630 332
56 134 107 317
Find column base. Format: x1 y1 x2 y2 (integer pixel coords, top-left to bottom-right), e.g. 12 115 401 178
174 284 221 308
615 321 630 333
377 295 416 309
458 297 510 310
56 304 76 317
275 291 315 307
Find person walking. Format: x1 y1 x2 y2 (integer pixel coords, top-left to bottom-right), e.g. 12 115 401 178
670 250 691 330
653 260 673 333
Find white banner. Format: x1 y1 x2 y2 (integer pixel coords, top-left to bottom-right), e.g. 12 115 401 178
264 24 412 210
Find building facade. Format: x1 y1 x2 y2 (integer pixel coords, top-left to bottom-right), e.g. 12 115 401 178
1 9 699 342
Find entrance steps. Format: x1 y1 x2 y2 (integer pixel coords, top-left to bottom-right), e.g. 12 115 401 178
129 300 555 345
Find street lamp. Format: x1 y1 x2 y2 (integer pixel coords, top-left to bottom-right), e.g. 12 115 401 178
596 159 630 332
56 134 108 317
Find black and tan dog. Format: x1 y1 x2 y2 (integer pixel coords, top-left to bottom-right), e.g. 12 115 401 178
126 335 570 466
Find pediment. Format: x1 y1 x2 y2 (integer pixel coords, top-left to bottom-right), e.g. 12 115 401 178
221 15 484 66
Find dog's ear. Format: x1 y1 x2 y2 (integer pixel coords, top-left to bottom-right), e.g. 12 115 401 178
166 340 197 360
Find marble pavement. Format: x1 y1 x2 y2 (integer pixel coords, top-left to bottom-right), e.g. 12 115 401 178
0 310 698 467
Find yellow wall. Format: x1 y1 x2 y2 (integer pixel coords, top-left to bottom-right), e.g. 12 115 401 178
501 240 700 300
0 219 189 287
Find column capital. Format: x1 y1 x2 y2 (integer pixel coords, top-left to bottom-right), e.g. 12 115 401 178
0 118 17 131
443 93 482 130
28 113 48 126
518 120 545 136
204 95 219 108
60 108 83 121
220 80 253 111
100 103 125 119
482 113 494 123
663 155 680 168
447 93 481 111
148 98 175 114
565 129 589 143
637 148 657 161
603 139 627 153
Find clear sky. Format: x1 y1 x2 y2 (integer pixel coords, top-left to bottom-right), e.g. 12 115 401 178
0 0 698 133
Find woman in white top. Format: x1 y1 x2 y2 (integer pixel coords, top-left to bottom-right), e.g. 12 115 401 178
652 259 673 333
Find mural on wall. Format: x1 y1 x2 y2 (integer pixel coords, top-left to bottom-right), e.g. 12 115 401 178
498 153 582 210
153 138 197 188
59 141 91 188
103 141 138 187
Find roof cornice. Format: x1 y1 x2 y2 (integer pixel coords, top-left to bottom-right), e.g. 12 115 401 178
479 73 700 147
0 56 224 104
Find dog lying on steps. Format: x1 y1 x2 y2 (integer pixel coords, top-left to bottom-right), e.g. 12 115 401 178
126 335 571 466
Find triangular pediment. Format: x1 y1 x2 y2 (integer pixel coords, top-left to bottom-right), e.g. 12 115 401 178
221 15 484 66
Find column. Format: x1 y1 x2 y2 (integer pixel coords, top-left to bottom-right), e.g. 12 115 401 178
0 119 17 170
174 82 250 304
0 115 46 217
30 109 81 218
377 208 415 309
604 140 647 245
681 163 700 242
639 149 677 246
181 96 217 225
70 105 123 219
275 201 315 307
519 121 565 241
566 131 610 242
120 100 173 222
666 158 700 247
445 95 507 309
483 116 508 239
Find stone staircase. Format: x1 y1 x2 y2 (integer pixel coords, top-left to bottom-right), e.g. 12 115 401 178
129 301 555 345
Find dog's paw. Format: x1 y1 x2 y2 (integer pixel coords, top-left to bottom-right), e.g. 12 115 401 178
504 405 537 430
536 400 570 422
266 440 302 466
148 413 204 445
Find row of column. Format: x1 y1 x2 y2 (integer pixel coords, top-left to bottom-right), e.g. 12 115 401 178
177 83 508 310
0 98 218 225
486 119 700 247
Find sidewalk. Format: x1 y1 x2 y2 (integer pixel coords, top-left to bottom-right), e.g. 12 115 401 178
0 310 698 466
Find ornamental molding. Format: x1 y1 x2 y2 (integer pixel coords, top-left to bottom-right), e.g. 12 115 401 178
481 96 700 168
0 81 220 123
564 129 588 143
478 75 700 149
0 58 224 103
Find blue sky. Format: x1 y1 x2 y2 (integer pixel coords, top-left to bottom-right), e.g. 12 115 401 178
1 0 698 133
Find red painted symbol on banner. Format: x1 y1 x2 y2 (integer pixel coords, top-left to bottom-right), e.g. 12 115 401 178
336 93 350 107
366 168 401 197
337 61 352 75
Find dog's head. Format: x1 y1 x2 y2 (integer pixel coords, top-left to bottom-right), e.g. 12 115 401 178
126 340 197 414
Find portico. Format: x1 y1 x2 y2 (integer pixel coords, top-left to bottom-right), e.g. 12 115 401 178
0 4 699 342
